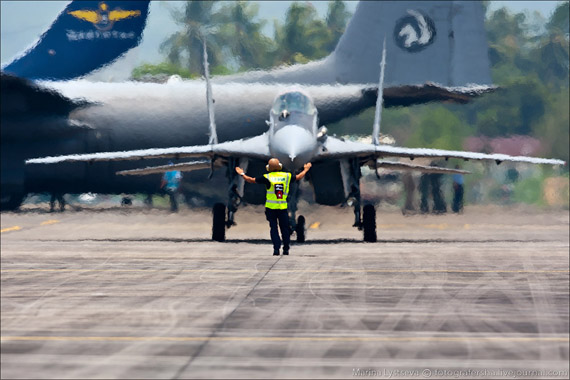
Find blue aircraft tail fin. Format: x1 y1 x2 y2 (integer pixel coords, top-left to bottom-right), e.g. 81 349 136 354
2 1 150 81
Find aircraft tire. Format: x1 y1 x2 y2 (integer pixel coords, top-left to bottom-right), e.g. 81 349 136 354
296 215 306 243
362 204 377 242
212 203 226 242
0 193 25 212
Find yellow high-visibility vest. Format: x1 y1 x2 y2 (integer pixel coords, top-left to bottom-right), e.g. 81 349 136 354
264 171 291 210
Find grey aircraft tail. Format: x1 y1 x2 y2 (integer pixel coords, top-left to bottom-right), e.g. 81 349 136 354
216 1 491 87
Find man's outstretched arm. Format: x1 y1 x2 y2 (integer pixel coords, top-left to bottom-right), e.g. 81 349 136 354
296 163 312 181
235 167 257 184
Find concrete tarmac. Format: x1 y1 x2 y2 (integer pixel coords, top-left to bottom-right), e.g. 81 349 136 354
1 204 569 379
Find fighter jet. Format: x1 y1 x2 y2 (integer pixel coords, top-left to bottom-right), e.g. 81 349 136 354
26 43 566 242
3 1 496 210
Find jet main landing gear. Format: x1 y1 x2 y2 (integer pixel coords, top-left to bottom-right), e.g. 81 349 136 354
362 204 377 242
345 158 377 242
295 215 306 243
212 203 226 242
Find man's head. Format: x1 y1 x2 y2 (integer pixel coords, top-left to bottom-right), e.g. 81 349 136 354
266 158 283 172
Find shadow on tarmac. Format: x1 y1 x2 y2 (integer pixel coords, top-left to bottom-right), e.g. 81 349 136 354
33 238 550 245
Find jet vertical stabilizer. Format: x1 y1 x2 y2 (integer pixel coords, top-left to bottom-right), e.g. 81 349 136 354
332 1 492 86
215 1 491 88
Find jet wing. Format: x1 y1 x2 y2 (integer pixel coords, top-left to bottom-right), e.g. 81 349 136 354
26 134 271 165
374 145 565 165
382 83 497 107
316 136 566 166
117 160 213 176
376 161 471 175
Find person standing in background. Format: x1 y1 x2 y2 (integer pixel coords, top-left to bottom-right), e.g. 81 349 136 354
452 165 464 213
161 162 182 212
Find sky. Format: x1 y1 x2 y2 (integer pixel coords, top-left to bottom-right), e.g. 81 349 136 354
1 1 565 81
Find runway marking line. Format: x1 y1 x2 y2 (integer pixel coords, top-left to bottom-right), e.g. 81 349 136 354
1 268 568 274
1 220 59 233
0 226 21 233
40 220 59 226
1 336 568 343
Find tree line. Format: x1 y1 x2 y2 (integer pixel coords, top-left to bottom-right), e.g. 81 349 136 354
131 0 350 78
131 1 569 164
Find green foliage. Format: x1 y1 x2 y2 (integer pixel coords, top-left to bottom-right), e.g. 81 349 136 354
135 1 354 79
324 0 352 51
159 1 225 75
466 76 548 137
215 1 276 70
273 2 330 65
272 1 351 66
405 106 473 150
533 86 570 163
131 62 195 80
512 175 545 205
547 2 570 35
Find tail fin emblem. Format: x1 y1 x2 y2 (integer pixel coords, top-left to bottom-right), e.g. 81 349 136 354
68 2 141 31
394 10 436 52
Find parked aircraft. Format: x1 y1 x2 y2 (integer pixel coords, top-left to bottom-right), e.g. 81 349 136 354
2 1 496 210
26 44 565 242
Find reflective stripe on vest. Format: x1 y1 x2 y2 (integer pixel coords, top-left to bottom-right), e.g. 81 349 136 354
264 172 291 210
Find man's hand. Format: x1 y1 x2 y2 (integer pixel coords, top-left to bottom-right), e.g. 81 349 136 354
296 162 312 181
236 166 256 184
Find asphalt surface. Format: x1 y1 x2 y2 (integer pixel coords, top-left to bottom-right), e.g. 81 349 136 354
1 204 569 379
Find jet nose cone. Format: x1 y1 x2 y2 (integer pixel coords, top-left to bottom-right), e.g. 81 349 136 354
271 125 315 170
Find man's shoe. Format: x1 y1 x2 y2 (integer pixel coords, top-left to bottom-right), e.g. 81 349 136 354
273 251 280 256
282 249 289 255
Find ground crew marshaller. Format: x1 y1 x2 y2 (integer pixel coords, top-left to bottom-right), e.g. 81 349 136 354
236 158 312 256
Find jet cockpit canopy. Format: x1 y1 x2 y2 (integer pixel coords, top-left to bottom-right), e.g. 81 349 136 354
271 91 316 116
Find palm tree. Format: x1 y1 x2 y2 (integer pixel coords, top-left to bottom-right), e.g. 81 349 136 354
274 2 330 65
160 1 224 76
215 1 275 70
325 0 352 52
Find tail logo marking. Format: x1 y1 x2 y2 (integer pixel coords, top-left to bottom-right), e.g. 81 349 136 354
68 2 141 31
394 10 436 52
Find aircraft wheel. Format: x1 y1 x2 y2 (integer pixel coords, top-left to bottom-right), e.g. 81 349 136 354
295 215 306 243
212 203 226 242
362 204 377 242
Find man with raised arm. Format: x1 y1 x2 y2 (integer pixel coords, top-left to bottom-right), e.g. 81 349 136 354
236 158 312 256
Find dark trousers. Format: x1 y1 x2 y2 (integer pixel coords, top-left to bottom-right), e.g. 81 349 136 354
419 175 430 213
452 184 464 213
430 174 447 214
165 188 178 212
50 193 65 212
265 208 290 252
